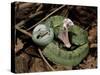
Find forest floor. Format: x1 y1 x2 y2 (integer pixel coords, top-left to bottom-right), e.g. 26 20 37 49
13 2 97 73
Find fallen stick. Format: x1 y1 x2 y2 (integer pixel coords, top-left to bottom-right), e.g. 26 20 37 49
27 5 66 31
15 25 32 37
18 3 33 9
38 48 55 71
36 4 43 12
15 11 43 27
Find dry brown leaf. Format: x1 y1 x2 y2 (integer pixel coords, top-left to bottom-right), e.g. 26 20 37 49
79 55 97 69
88 25 97 43
90 43 97 48
15 38 24 53
30 58 50 72
15 53 30 73
25 46 39 57
53 65 72 71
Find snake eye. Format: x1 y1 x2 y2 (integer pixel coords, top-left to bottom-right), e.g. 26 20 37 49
37 31 49 39
37 34 41 39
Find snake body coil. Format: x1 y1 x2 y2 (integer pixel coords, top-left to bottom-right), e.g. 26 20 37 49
43 43 89 66
32 16 89 66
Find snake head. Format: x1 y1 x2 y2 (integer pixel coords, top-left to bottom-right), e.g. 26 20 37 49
32 24 54 46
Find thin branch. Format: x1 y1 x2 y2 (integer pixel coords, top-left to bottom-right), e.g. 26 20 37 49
90 43 97 48
15 25 32 37
16 11 44 27
18 3 33 9
27 5 66 31
38 48 55 71
29 11 43 18
36 4 43 12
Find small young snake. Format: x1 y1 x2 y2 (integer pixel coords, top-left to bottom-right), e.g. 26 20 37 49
32 16 89 66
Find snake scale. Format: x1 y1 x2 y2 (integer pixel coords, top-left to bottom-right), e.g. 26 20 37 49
32 16 89 66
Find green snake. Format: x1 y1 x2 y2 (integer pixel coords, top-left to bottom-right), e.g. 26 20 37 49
32 16 89 66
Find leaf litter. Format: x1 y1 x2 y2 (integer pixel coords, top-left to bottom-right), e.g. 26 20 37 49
15 2 97 72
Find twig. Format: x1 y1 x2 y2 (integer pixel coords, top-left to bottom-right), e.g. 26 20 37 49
90 43 97 48
16 20 26 27
85 26 90 30
27 5 66 31
24 45 40 58
18 3 33 9
15 25 32 37
38 48 55 71
16 11 43 27
29 11 43 18
36 4 43 12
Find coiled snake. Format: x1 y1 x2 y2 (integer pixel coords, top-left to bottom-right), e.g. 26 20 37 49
32 16 89 66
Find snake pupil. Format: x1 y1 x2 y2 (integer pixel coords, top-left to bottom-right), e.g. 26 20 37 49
37 31 49 39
